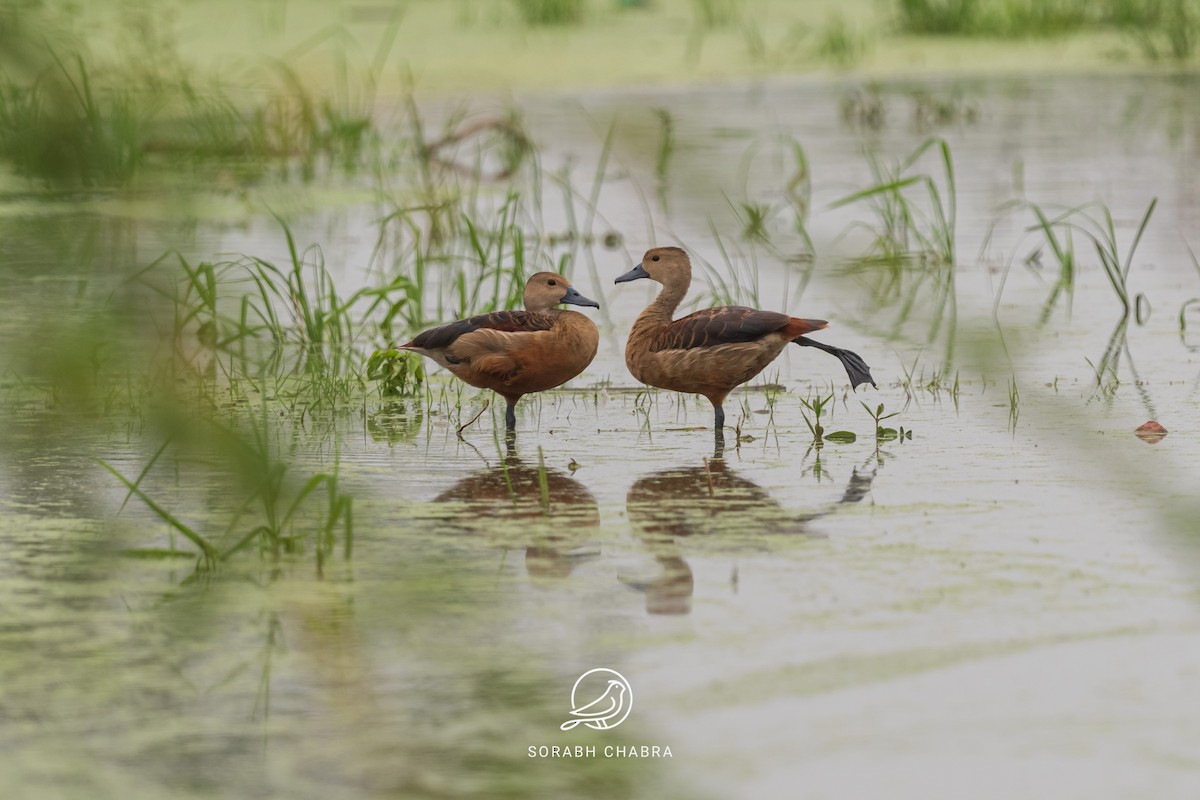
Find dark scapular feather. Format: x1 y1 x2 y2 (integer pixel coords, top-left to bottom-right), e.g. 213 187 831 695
650 307 812 351
408 310 555 350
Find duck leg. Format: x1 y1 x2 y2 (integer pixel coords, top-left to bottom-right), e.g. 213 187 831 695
504 400 518 432
713 404 725 432
795 337 877 390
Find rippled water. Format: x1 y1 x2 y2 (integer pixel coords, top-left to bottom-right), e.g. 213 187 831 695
3 73 1200 798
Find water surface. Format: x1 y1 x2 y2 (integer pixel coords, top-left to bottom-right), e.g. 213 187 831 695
2 73 1200 799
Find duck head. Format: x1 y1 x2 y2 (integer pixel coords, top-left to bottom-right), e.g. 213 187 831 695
614 246 691 287
524 271 600 312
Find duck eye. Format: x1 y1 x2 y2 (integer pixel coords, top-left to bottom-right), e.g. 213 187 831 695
651 255 660 262
547 279 557 286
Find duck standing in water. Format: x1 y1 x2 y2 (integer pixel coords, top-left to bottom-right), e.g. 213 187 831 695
400 272 600 433
615 247 875 433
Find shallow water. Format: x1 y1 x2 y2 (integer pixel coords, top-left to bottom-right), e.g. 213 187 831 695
3 73 1200 799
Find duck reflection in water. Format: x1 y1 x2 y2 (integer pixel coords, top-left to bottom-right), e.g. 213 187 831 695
432 458 600 581
622 442 875 615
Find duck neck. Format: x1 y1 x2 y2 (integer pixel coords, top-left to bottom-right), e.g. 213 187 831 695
638 280 687 327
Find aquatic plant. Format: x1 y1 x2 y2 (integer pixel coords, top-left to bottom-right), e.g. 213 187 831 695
894 0 1199 52
895 0 980 34
784 139 816 257
909 89 980 129
366 348 425 397
834 138 958 367
833 136 957 266
695 227 763 308
0 7 400 186
691 0 742 29
731 198 778 244
536 447 552 513
800 392 856 444
1181 243 1200 347
861 400 905 442
1007 374 1020 430
1027 203 1078 322
246 221 359 348
841 84 887 131
895 0 1104 37
0 52 143 184
100 410 355 568
817 14 868 68
729 133 816 263
899 354 960 407
1125 0 1199 60
653 108 675 207
633 390 655 435
1080 198 1156 319
993 197 1156 322
512 0 586 25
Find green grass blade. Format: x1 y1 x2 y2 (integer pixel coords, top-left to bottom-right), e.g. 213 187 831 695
97 459 218 559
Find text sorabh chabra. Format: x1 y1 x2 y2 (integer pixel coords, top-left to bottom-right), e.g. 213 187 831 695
527 668 673 759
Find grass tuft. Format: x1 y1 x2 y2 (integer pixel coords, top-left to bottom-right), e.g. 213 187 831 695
512 0 586 25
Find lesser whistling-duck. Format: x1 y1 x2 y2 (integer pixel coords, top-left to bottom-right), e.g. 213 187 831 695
615 246 875 432
400 272 600 432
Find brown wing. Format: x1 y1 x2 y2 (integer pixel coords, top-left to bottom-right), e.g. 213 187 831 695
650 307 795 352
406 310 554 350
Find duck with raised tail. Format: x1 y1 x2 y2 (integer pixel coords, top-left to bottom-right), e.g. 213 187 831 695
614 246 875 434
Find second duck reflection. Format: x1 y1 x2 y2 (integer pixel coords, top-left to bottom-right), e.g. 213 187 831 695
433 445 874 616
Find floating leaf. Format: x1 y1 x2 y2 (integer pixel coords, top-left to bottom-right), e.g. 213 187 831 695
1134 420 1167 445
877 427 899 441
824 430 857 443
